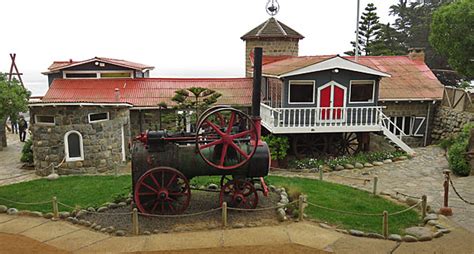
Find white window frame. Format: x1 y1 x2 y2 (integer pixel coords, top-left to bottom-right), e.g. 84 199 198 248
64 130 84 162
411 116 426 137
34 115 55 126
63 70 133 79
88 112 110 123
288 80 316 105
349 80 376 104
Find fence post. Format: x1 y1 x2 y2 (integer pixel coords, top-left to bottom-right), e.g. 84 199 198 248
421 195 427 219
132 208 139 235
439 169 453 216
52 196 59 219
383 211 388 239
319 169 323 181
222 202 228 228
373 176 378 195
298 195 305 221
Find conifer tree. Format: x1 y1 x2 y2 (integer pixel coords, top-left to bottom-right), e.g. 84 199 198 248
345 3 381 56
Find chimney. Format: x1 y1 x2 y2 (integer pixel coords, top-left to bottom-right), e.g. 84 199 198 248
408 48 425 62
69 59 73 63
114 88 120 102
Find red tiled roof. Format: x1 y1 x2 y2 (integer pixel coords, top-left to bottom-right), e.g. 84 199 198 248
45 57 154 73
262 55 443 101
41 78 253 107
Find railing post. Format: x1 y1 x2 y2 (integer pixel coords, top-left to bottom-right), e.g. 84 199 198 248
132 208 139 235
298 195 305 221
439 170 453 216
222 202 228 228
52 196 59 219
421 195 427 219
319 168 323 181
373 176 378 195
383 211 388 238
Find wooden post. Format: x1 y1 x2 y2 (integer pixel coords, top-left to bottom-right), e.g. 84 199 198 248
52 196 59 219
319 169 323 181
222 202 228 228
439 170 453 216
132 208 139 235
373 176 378 195
421 195 427 219
383 211 388 238
298 195 305 221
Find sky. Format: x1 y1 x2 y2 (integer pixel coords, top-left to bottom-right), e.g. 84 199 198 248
0 0 402 96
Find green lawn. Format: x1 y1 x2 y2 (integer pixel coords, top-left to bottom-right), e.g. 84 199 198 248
0 175 420 234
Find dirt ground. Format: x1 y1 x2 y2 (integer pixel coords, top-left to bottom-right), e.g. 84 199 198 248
130 244 330 254
0 233 69 254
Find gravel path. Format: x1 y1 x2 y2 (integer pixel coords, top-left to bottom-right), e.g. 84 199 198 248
0 133 39 186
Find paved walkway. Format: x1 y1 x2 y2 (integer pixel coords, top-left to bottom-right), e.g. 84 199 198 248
0 133 39 186
1 213 473 253
271 146 474 233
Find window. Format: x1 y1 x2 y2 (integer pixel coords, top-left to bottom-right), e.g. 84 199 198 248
288 80 315 104
35 115 55 125
64 72 98 78
350 80 375 103
100 72 132 78
64 131 84 162
88 112 109 123
388 116 426 137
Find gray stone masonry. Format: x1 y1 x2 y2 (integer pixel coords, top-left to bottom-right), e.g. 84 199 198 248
432 106 474 141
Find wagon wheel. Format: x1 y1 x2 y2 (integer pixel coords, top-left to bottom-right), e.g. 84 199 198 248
219 179 258 209
292 134 328 158
334 132 362 156
196 108 258 170
134 167 191 215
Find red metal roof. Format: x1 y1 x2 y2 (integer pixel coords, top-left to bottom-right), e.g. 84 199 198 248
45 57 154 73
41 78 253 107
261 55 443 101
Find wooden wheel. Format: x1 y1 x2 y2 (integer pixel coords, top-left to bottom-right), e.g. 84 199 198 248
219 179 258 209
196 108 258 170
134 167 191 215
292 134 328 158
334 132 362 156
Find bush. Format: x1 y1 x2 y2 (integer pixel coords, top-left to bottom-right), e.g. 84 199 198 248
262 135 289 160
448 140 470 176
20 139 33 163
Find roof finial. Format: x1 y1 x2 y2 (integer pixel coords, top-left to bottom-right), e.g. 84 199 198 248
266 0 279 16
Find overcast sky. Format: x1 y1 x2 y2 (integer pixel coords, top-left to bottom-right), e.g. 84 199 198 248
1 0 402 96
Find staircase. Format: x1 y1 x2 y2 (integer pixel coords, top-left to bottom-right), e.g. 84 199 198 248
380 114 416 156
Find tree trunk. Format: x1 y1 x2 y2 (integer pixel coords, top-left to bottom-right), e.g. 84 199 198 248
1 118 7 148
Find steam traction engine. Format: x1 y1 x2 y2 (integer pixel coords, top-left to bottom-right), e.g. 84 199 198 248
131 48 269 214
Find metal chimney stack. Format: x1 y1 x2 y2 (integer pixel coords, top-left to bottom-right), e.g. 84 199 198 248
252 47 263 117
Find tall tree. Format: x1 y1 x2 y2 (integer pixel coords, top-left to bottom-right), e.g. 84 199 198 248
345 3 382 56
370 23 406 56
430 0 474 79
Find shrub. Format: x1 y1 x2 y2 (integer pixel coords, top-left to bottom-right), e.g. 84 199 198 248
448 140 470 176
262 135 289 160
20 139 33 163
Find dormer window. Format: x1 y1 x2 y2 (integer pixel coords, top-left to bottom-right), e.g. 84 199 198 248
63 71 133 79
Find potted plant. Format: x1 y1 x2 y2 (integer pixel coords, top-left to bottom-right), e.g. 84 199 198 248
262 135 290 169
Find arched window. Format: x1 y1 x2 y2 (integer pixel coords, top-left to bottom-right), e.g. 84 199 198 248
64 130 84 162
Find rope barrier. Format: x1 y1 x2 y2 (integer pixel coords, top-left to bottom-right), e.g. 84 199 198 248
330 174 372 183
227 200 298 212
0 196 51 205
449 178 474 205
138 207 222 218
388 201 422 216
395 191 421 200
306 201 382 216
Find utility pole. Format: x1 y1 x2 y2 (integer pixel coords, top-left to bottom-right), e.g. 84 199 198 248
355 0 360 62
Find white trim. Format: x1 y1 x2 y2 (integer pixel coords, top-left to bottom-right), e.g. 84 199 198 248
63 70 133 79
29 102 132 107
317 81 347 123
64 130 84 162
413 117 426 137
349 80 376 104
288 80 316 105
34 115 55 126
280 56 391 78
50 58 154 72
88 112 110 123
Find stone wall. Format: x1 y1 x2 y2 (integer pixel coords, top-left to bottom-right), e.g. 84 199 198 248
29 106 130 176
432 106 474 141
245 39 299 77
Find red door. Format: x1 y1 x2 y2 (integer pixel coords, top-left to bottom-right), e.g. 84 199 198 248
320 86 331 120
333 85 344 119
319 84 345 120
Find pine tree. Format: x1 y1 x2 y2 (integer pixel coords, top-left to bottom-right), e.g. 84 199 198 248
370 23 406 56
345 3 382 56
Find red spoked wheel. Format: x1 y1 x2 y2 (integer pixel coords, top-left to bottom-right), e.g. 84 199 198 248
196 108 258 170
219 179 258 209
134 167 191 215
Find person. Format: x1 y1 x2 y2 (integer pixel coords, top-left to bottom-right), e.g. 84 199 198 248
10 115 18 134
18 116 28 142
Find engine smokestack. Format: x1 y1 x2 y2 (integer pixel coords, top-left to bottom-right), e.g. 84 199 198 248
252 47 263 117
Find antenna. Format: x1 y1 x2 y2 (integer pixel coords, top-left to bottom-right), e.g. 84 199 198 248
266 0 280 16
355 0 360 62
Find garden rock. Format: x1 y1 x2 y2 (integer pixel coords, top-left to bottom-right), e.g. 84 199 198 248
269 185 276 192
405 226 432 239
107 203 119 209
354 163 364 169
363 163 373 167
402 235 418 242
319 223 331 229
30 211 43 217
367 233 384 239
383 159 393 164
280 196 289 204
433 231 444 238
94 225 102 231
336 229 348 234
153 229 160 234
118 202 127 207
418 235 433 241
59 212 70 219
97 207 108 213
439 228 451 234
100 228 108 233
76 210 87 218
126 197 132 204
0 205 7 213
143 230 151 235
427 220 437 226
6 208 18 215
423 214 438 223
344 164 355 169
388 234 402 242
87 207 95 212
398 156 408 160
335 165 345 171
373 161 384 166
277 208 286 222
349 230 364 237
106 226 115 233
233 223 244 229
115 230 126 236
47 173 59 180
44 213 54 219
207 184 218 190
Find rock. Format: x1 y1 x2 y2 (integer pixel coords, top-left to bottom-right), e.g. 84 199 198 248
398 156 408 160
433 231 444 238
97 207 108 213
269 185 277 192
76 210 87 218
94 225 102 231
335 229 349 234
30 211 43 217
254 183 262 190
44 213 54 219
87 207 95 212
59 211 70 219
349 230 364 237
405 227 432 239
363 163 374 167
373 161 384 166
100 228 108 233
280 196 289 204
435 224 446 230
418 235 433 241
233 223 245 229
47 173 59 180
367 233 385 239
90 223 97 228
106 226 115 233
383 159 393 164
125 197 132 204
0 205 7 213
319 223 331 229
115 230 126 236
107 203 119 209
280 191 288 198
427 220 437 226
335 165 345 171
83 221 92 227
354 163 364 169
423 214 438 223
152 229 160 234
247 223 257 227
118 202 127 207
6 208 18 215
207 183 218 190
402 235 418 242
388 234 402 242
277 208 286 222
143 230 151 235
438 228 451 234
406 198 419 206
344 164 355 169
67 217 79 224
380 191 391 196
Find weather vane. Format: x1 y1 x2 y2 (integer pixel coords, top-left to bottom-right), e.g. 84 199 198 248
266 0 280 16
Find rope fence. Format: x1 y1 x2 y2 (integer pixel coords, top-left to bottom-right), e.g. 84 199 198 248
449 178 474 205
395 191 422 200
